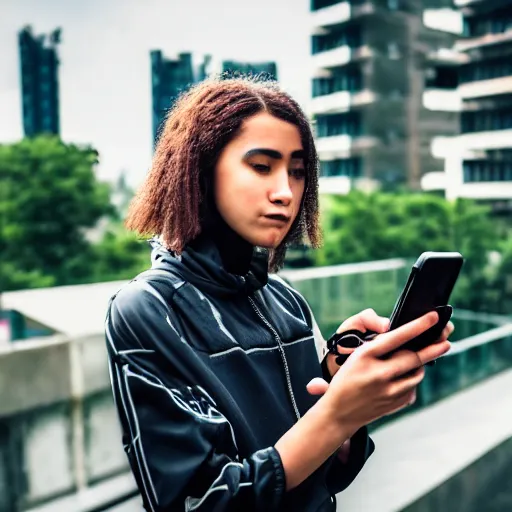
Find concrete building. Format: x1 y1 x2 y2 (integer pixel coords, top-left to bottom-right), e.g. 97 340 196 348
18 26 61 137
151 51 278 146
150 51 208 145
310 1 462 194
438 0 512 214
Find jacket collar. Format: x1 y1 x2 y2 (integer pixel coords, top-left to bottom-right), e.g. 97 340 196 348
149 228 269 297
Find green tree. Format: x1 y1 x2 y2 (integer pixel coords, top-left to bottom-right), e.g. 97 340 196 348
313 191 503 311
0 136 113 290
89 222 150 283
315 192 456 265
486 238 512 315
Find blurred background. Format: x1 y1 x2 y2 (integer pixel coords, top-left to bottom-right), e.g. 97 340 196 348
1 0 512 510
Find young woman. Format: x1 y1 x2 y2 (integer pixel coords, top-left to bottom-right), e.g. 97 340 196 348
105 77 452 511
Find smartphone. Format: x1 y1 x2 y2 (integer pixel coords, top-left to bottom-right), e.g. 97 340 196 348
388 251 464 353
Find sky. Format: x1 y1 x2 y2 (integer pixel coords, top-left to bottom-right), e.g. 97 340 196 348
0 0 312 186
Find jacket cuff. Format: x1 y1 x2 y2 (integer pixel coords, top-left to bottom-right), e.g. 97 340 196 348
326 426 375 495
348 426 375 464
267 447 286 509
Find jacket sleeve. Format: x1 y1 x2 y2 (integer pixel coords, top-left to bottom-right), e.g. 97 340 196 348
105 280 286 512
298 298 375 494
326 426 375 495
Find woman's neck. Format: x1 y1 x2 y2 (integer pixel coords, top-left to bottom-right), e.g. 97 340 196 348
211 218 254 276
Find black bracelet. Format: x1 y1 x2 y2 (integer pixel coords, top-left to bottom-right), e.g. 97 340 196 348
326 329 379 366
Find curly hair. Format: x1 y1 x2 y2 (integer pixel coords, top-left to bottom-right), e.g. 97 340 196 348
126 75 321 271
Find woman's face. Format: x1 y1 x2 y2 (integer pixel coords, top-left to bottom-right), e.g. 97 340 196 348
214 112 306 249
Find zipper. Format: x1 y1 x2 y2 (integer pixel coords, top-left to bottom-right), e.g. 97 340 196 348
248 295 301 421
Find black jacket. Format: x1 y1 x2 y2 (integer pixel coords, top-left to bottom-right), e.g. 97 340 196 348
105 234 374 511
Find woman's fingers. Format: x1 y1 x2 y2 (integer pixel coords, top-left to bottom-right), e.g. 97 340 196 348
386 349 424 379
337 308 390 334
306 378 329 396
365 311 439 358
440 321 454 341
416 339 451 365
388 365 425 395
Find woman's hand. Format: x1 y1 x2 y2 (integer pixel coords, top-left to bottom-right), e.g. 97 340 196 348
314 311 451 434
275 312 452 490
326 309 454 379
326 309 390 378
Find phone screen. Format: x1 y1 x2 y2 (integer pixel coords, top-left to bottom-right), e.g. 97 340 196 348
389 253 463 332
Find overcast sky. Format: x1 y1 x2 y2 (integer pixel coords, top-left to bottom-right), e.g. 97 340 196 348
0 0 312 185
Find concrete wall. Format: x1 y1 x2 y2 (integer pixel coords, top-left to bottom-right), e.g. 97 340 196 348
0 335 129 511
1 314 511 511
403 436 512 512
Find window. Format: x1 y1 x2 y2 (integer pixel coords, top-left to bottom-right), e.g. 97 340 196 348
312 25 362 54
463 8 512 37
461 108 512 134
387 0 399 10
316 112 362 137
459 56 512 84
388 43 401 60
463 158 512 182
312 65 363 97
320 157 362 178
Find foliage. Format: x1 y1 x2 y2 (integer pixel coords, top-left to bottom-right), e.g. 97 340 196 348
1 136 118 290
1 137 509 317
311 191 505 312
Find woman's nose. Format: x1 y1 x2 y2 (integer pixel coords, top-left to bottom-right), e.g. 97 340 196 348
268 169 293 206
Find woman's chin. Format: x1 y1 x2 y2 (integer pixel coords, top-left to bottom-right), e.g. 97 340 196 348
239 226 287 249
259 229 287 248
245 234 281 249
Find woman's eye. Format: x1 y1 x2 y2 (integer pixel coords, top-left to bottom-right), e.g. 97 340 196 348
251 163 271 173
290 168 306 179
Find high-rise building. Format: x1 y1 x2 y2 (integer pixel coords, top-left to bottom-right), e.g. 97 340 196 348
150 51 207 145
18 26 61 137
151 51 278 145
310 0 461 193
439 0 512 213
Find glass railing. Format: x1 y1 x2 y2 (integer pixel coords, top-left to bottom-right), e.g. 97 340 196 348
282 258 412 337
281 259 512 431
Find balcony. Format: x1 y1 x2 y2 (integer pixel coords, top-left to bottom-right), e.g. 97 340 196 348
431 136 459 159
311 1 351 31
315 134 352 157
312 44 371 71
458 129 512 151
318 175 352 195
432 131 512 162
423 8 463 35
315 134 377 159
456 30 512 52
311 89 376 115
459 76 512 99
423 89 462 112
459 182 512 199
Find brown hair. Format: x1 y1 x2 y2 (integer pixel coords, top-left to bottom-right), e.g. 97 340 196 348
126 76 321 271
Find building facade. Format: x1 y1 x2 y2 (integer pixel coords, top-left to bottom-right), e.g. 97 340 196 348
150 51 209 145
18 26 61 137
441 0 512 213
310 0 461 193
151 52 278 146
